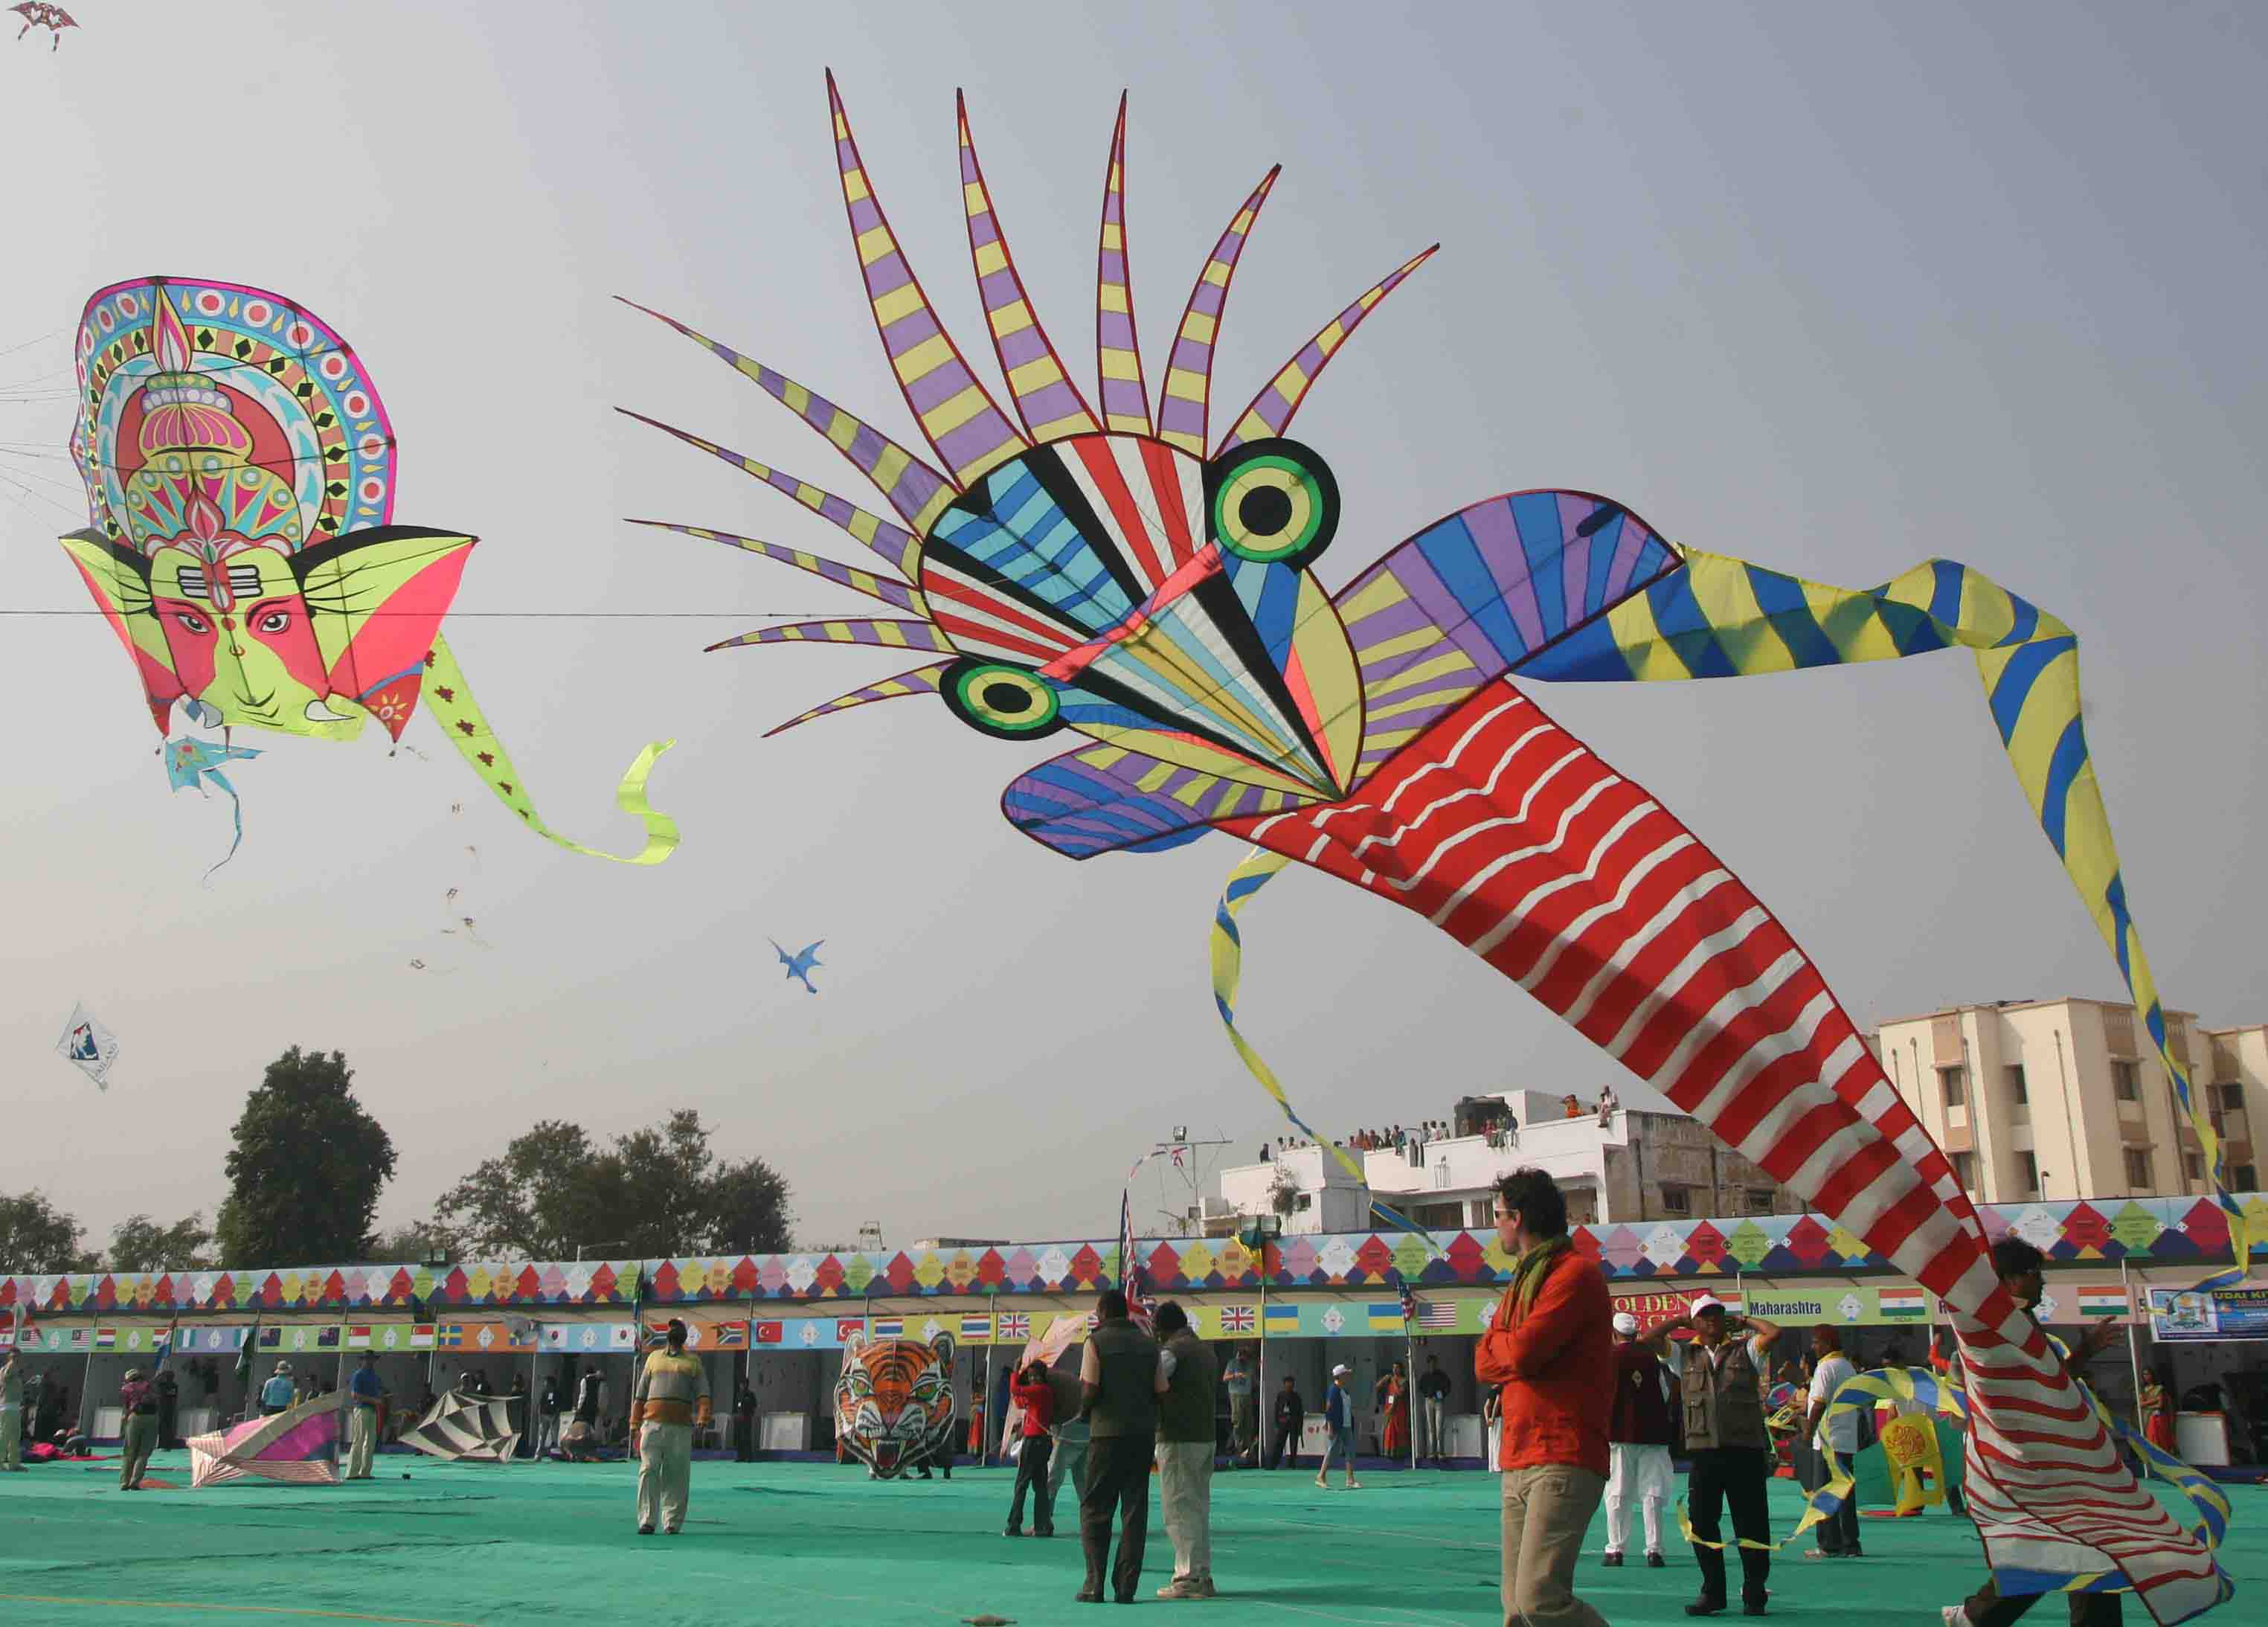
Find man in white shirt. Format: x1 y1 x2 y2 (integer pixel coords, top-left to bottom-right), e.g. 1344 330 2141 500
1801 1326 1861 1558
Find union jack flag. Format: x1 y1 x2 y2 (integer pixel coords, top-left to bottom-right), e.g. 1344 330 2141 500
1218 1305 1255 1334
998 1311 1031 1341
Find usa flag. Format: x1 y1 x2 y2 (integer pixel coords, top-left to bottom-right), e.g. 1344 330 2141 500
1416 1301 1459 1331
1398 1285 1418 1323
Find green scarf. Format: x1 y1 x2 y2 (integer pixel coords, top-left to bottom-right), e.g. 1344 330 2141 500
1509 1236 1572 1319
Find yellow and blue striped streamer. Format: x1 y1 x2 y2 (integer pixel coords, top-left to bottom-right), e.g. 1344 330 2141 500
1522 550 2255 1286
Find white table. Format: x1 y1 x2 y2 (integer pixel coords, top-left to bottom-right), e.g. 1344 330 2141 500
759 1412 809 1451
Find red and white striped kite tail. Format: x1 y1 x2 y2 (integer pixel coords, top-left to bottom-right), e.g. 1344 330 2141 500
1952 1308 2225 1623
1225 675 2224 1620
1227 679 2011 1325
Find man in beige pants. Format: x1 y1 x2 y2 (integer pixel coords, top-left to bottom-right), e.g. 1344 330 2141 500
631 1320 711 1535
1151 1302 1220 1599
1 1347 25 1472
344 1352 385 1479
1475 1169 1616 1627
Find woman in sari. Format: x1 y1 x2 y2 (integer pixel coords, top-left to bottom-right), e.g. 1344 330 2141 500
2140 1366 2175 1453
1375 1362 1410 1460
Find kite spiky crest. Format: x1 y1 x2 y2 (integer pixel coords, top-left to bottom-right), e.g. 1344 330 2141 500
1217 245 1441 455
826 71 1029 487
1094 94 1152 436
1156 167 1282 455
957 92 1102 443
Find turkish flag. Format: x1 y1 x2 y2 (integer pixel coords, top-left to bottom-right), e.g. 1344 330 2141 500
756 1321 784 1344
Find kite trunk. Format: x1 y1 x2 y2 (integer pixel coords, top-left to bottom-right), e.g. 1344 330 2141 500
1225 679 2014 1328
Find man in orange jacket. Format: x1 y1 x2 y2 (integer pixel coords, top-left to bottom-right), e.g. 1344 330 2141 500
1477 1168 1616 1627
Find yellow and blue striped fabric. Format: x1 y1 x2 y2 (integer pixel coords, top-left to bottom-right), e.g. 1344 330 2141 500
1521 549 2255 1285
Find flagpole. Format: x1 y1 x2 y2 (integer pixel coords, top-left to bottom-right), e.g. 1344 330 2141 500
1256 1245 1270 1469
2120 1258 2145 1431
981 1289 998 1469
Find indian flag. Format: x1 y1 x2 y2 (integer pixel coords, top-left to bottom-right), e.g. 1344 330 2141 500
1877 1287 1927 1320
2077 1287 2128 1319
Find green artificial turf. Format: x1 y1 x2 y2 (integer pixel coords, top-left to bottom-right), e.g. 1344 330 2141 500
0 1455 2256 1626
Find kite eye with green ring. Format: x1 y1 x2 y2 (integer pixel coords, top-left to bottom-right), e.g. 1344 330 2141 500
1204 437 1340 568
941 659 1064 739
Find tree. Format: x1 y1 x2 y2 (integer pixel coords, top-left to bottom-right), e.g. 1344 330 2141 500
212 1047 396 1265
0 1190 90 1274
435 1110 791 1259
106 1213 213 1273
362 1220 456 1265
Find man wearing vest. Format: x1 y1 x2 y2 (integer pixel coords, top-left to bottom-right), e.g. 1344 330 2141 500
1604 1311 1677 1567
630 1319 712 1535
1475 1168 1616 1627
1076 1289 1163 1605
1152 1301 1220 1599
345 1352 385 1480
1665 1296 1784 1616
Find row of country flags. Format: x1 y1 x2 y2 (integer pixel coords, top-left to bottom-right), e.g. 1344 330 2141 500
0 1288 2144 1355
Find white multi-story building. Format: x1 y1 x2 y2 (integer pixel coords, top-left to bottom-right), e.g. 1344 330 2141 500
1874 998 2267 1204
1209 1089 1801 1233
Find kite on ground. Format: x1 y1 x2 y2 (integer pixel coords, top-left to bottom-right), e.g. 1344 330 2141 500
188 1391 343 1488
10 4 74 49
399 1389 523 1463
630 81 2241 1621
834 1329 956 1480
61 277 678 871
770 937 823 994
54 1002 118 1089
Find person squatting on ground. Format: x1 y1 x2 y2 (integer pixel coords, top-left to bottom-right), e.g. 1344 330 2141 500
1475 1167 1616 1627
1603 1310 1676 1567
1419 1354 1453 1466
1801 1325 1861 1559
1268 1374 1305 1470
116 1367 159 1490
1667 1296 1784 1616
1941 1236 2124 1627
1316 1364 1359 1489
1076 1288 1160 1605
0 1344 23 1472
345 1351 385 1480
631 1319 711 1535
1152 1300 1219 1599
1005 1358 1057 1537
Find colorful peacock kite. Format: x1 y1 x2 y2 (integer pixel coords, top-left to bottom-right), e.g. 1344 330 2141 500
629 77 2242 1619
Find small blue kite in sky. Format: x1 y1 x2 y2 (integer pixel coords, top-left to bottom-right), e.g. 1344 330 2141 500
770 938 823 994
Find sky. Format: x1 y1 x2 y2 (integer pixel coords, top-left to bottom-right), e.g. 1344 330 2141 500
2 1 2262 1262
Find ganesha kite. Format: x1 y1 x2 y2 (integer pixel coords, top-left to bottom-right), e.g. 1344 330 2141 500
61 277 675 867
629 78 2239 1619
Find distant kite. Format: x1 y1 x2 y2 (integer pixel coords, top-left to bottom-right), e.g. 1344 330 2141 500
770 937 823 994
55 1002 118 1090
164 736 261 878
11 4 75 50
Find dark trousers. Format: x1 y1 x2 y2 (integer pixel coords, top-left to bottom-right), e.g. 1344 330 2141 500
1268 1424 1301 1469
1007 1434 1054 1533
1079 1431 1154 1600
1802 1447 1862 1553
1964 1578 2122 1627
1688 1446 1773 1605
733 1413 756 1462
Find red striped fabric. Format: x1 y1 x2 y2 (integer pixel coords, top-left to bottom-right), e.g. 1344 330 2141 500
1225 678 2221 1623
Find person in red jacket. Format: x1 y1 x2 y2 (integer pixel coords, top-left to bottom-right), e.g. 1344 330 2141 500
1004 1359 1058 1538
1476 1167 1615 1627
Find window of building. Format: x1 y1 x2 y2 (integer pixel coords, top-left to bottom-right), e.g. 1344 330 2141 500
1294 1193 1313 1212
2183 1154 2203 1182
1749 1189 1776 1213
2212 1082 2245 1114
1950 1151 1977 1192
1660 1185 1691 1215
2235 1164 2259 1190
2113 1060 2141 1102
1941 1065 1967 1108
2123 1149 2152 1190
2005 1065 2028 1103
2017 1152 2039 1195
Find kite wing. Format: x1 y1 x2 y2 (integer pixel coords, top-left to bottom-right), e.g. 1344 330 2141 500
188 1392 344 1487
54 1003 118 1090
399 1389 524 1463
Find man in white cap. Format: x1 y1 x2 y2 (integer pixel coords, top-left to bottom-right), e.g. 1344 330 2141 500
1315 1363 1359 1489
1660 1295 1782 1616
1604 1309 1677 1568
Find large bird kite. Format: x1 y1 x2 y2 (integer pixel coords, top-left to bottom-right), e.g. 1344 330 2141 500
10 4 74 50
628 77 2243 1621
770 937 823 995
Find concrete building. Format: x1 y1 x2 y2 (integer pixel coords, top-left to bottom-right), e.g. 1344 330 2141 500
1210 1088 1802 1233
1875 998 2267 1203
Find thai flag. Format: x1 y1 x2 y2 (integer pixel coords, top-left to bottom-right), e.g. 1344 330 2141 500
960 1314 992 1341
870 1317 903 1338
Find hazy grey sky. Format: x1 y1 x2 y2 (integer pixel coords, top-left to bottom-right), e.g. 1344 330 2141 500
4 1 2261 1257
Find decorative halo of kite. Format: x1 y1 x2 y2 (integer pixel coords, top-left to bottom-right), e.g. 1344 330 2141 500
833 1329 956 1480
188 1391 344 1487
54 1001 118 1089
10 3 74 50
400 1388 524 1463
632 80 2242 1620
61 276 678 868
